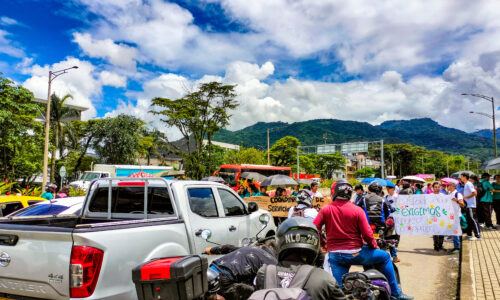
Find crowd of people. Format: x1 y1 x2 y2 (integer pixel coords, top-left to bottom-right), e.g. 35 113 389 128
206 179 414 300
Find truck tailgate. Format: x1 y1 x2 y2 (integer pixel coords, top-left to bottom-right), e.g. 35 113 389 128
0 226 73 299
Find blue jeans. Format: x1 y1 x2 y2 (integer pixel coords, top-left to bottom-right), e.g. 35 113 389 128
453 236 460 249
329 246 401 297
389 246 397 258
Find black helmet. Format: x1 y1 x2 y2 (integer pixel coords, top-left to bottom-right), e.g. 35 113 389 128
276 217 320 266
296 189 313 206
331 180 353 201
368 181 382 194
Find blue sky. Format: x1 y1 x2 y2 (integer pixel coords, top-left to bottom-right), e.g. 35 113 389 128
2 0 500 138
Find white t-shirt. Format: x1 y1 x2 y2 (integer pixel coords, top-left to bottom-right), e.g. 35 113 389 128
312 191 323 198
463 181 476 208
287 204 319 221
386 192 398 204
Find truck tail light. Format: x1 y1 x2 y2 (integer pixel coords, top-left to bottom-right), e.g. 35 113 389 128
118 182 145 186
70 246 104 298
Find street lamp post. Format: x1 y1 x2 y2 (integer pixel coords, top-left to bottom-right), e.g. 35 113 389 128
462 93 497 158
41 66 78 192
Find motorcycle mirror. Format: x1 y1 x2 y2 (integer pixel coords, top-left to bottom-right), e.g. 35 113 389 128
201 230 212 241
259 213 270 225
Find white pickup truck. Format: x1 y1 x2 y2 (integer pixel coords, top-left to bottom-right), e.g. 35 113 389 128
0 178 275 300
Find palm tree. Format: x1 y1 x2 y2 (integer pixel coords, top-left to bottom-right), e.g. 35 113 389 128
49 94 79 183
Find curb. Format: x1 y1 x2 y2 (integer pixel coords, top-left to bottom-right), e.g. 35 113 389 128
460 238 475 299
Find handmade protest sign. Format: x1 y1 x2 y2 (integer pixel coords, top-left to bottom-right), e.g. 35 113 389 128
244 196 329 217
393 194 462 236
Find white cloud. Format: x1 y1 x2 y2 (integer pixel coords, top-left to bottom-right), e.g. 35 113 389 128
22 57 100 120
0 29 24 57
73 32 138 69
0 16 19 26
105 59 500 140
99 71 127 87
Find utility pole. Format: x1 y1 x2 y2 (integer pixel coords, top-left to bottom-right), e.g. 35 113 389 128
446 158 449 177
391 151 394 176
267 128 270 165
296 147 300 180
323 133 327 144
380 140 384 179
463 93 497 157
41 66 78 192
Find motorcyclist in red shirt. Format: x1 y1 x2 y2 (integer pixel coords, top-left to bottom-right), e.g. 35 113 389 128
314 180 413 300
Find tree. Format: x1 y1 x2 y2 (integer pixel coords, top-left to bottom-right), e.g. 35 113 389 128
138 128 169 166
151 82 238 179
0 74 42 183
355 167 375 178
68 119 104 177
225 147 267 165
269 136 301 166
49 93 79 182
92 115 145 164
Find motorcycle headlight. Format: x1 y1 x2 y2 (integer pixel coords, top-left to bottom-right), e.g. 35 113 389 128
259 214 270 225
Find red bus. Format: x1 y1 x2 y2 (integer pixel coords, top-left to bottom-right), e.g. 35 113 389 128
213 164 292 188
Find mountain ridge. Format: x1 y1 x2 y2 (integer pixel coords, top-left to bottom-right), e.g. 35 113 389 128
213 118 497 160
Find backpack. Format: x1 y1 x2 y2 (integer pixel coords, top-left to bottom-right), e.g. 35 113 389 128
476 182 486 201
291 206 307 218
248 265 314 300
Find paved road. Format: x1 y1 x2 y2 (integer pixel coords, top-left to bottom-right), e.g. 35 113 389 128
396 235 458 300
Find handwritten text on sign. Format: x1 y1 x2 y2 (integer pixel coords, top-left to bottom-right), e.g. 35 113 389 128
393 194 462 236
243 196 330 217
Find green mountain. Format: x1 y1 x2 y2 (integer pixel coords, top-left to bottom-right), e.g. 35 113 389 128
213 118 496 160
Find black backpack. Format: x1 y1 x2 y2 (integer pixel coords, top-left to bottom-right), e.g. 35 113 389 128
476 182 486 200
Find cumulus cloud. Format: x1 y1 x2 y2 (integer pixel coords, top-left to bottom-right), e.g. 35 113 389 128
73 33 138 69
23 58 98 119
99 71 127 87
0 29 24 57
105 59 500 141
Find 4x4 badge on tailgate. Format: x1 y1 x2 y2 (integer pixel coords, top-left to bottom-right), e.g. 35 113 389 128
0 252 11 267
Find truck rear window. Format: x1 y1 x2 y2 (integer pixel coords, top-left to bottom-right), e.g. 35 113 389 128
88 187 174 215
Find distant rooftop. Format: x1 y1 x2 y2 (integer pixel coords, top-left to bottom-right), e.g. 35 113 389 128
34 97 89 112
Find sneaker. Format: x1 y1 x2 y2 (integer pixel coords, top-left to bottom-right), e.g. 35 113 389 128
479 223 485 228
392 294 415 300
486 226 497 230
448 248 460 254
469 237 477 241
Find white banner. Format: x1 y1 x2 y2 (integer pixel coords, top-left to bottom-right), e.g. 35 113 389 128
393 194 462 236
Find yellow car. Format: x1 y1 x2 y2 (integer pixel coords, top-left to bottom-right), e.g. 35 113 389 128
0 196 47 217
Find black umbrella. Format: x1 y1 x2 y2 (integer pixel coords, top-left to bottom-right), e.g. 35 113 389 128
298 178 314 185
260 175 298 187
481 158 500 170
240 172 267 182
201 176 226 183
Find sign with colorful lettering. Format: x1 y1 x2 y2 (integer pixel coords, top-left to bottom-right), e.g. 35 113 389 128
243 196 330 217
393 194 462 236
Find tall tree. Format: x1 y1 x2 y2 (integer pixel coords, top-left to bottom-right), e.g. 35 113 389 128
0 74 41 183
49 93 79 182
151 82 238 179
269 136 301 166
225 147 267 165
92 115 145 164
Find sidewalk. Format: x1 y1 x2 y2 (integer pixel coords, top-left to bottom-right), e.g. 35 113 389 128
461 228 500 300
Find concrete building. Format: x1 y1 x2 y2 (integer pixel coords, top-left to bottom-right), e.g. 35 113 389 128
33 97 88 122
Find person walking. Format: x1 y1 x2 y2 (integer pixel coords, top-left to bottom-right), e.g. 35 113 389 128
314 180 413 300
447 182 465 254
462 173 481 240
479 173 496 230
431 182 445 251
399 182 413 195
493 175 500 227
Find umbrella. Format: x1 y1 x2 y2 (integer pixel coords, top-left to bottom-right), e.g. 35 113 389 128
361 178 395 188
298 178 314 185
129 171 153 178
201 176 226 183
450 171 475 179
260 175 298 187
481 157 500 170
441 177 459 185
413 174 433 180
400 175 426 183
240 172 267 182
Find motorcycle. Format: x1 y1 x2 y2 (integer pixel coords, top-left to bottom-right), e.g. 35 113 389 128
341 219 401 300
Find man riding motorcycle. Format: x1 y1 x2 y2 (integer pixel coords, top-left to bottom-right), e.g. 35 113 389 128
314 180 413 300
253 217 346 300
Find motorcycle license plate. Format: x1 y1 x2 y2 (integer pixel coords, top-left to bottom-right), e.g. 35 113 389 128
373 233 380 239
